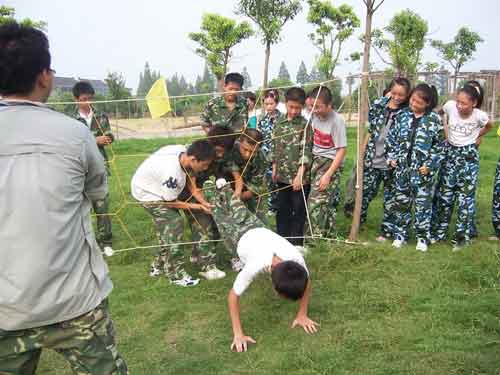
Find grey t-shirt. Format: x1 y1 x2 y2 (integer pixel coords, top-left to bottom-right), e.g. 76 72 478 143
0 100 112 330
312 111 347 160
372 108 399 169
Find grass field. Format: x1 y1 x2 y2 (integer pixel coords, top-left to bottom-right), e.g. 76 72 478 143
38 128 500 374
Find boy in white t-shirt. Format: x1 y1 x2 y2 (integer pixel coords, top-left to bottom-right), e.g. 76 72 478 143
431 84 493 249
204 178 319 352
131 140 225 286
307 86 347 238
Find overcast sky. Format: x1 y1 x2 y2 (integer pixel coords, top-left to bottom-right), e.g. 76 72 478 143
7 0 500 93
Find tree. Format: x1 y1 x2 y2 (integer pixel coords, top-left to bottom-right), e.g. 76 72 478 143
349 0 386 241
308 66 325 83
371 9 428 77
189 13 253 88
0 5 46 29
242 66 252 89
296 61 309 85
237 0 302 88
307 0 360 80
137 62 160 97
104 72 132 117
431 27 483 91
278 61 291 82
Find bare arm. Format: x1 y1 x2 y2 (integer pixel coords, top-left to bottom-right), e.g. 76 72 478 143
228 289 256 352
232 171 243 198
187 175 212 208
291 279 319 334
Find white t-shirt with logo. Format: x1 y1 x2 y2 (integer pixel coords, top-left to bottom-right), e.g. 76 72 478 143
232 227 309 296
131 145 187 202
312 111 347 160
443 100 489 147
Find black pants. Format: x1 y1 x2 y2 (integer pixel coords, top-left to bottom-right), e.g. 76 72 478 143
276 182 311 246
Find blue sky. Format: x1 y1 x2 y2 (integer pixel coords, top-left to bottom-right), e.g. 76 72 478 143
8 0 500 93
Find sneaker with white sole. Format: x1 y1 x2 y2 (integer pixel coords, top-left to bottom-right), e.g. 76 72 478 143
216 178 228 190
488 235 500 241
416 239 428 252
103 246 114 257
231 257 244 272
171 275 200 287
392 237 406 249
149 265 162 277
199 266 226 280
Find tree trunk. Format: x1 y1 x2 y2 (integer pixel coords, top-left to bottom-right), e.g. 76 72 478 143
263 40 271 89
349 1 374 241
453 68 459 93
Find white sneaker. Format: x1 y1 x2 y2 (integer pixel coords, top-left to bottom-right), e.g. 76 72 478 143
392 237 406 249
231 257 244 272
429 238 438 245
452 243 463 252
149 266 161 277
103 246 114 257
216 178 228 190
171 275 200 287
295 245 309 256
199 266 226 280
416 239 428 252
488 235 500 241
190 255 200 264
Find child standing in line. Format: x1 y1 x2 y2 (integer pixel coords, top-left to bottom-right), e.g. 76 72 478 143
362 78 411 242
431 84 492 249
272 87 313 246
387 84 445 252
246 92 258 129
307 86 347 238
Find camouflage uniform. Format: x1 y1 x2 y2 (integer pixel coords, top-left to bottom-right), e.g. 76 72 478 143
431 144 479 243
0 299 128 375
142 188 217 280
258 109 281 211
307 156 342 237
361 97 405 237
227 146 270 222
386 109 445 243
492 158 500 238
200 95 248 134
75 109 114 248
272 114 313 244
206 181 262 254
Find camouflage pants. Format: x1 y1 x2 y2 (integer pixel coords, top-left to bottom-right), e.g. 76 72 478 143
392 169 434 242
142 202 216 280
209 182 262 254
343 165 356 216
0 299 127 375
361 167 396 238
431 145 479 242
93 194 112 248
492 158 500 237
244 195 269 226
186 197 220 261
307 156 341 238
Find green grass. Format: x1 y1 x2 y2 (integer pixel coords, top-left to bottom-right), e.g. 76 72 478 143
38 129 500 374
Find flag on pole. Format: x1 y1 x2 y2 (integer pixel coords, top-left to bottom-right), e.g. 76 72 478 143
497 124 500 137
146 77 171 119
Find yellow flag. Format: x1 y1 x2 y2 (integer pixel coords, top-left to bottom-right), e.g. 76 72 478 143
497 125 500 137
146 77 171 119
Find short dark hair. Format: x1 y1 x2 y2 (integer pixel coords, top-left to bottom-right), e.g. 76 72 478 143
264 89 279 103
464 80 484 109
410 83 438 112
187 140 216 161
240 128 263 146
225 72 244 88
310 86 332 106
207 126 235 151
246 91 256 103
73 81 95 98
271 261 308 301
285 87 306 105
0 22 51 96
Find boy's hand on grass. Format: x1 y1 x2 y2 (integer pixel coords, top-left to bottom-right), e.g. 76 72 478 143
317 174 331 192
292 315 319 334
231 335 256 352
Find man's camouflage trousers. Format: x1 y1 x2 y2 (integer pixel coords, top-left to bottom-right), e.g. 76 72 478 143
93 194 112 248
431 144 479 243
142 199 218 280
307 156 341 238
0 299 127 375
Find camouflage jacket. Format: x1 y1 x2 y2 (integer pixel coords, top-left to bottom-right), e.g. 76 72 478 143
74 108 114 162
227 145 269 195
386 108 445 182
200 95 248 133
271 113 313 185
365 96 407 168
193 153 233 188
